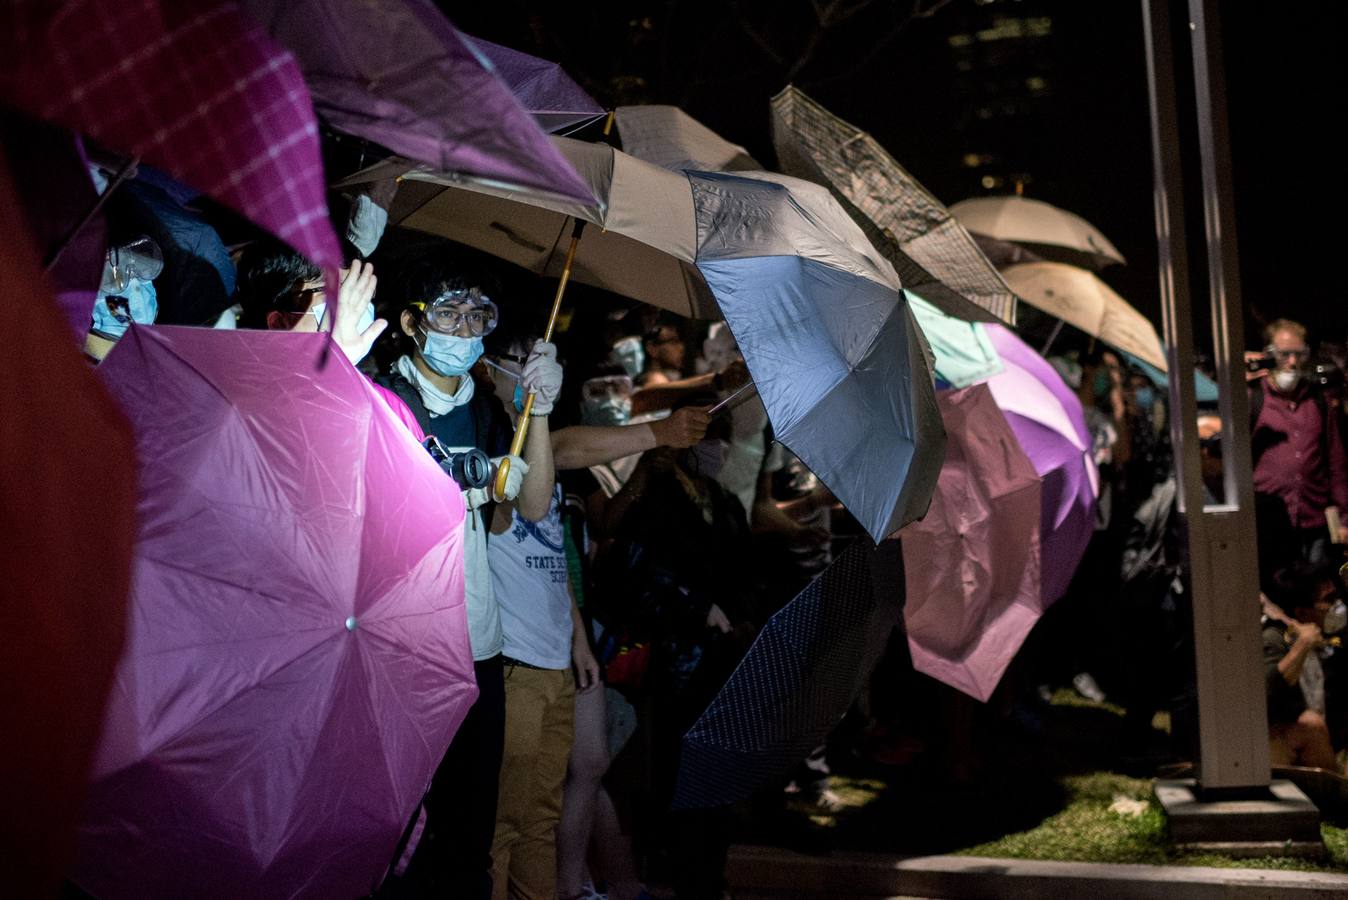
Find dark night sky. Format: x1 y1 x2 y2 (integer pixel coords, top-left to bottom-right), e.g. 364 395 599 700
452 0 1346 354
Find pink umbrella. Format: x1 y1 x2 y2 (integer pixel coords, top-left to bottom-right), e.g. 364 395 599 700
981 324 1097 604
1 0 341 268
902 384 1042 702
74 326 475 899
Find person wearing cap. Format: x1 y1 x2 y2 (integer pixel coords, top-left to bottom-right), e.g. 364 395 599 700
374 258 560 900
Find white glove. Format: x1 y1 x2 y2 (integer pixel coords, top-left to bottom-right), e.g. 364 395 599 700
521 340 563 416
464 486 491 511
491 454 529 501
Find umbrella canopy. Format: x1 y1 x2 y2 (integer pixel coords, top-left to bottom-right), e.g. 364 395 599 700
0 159 134 898
357 135 720 317
907 290 1004 388
771 86 1017 326
470 36 606 133
901 384 1042 702
1001 261 1166 370
615 104 761 171
951 195 1126 270
689 169 946 542
75 327 476 899
673 539 905 809
1 0 341 268
1121 349 1220 404
981 324 1097 604
241 0 594 204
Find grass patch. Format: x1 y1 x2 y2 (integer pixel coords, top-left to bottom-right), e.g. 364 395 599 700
955 772 1348 873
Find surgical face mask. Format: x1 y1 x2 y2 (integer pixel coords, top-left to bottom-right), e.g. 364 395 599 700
306 301 376 334
610 336 645 379
702 322 739 374
482 356 526 412
91 279 158 339
418 328 483 377
1324 600 1347 636
582 395 633 426
1273 369 1301 392
1134 386 1154 410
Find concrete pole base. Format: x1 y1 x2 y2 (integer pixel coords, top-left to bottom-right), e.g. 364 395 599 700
1155 778 1323 856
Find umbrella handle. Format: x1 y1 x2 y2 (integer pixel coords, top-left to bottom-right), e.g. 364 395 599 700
493 219 587 502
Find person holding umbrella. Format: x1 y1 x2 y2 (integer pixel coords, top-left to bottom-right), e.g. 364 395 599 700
374 256 561 899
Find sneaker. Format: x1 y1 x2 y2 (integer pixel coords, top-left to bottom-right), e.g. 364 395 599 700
1073 671 1106 703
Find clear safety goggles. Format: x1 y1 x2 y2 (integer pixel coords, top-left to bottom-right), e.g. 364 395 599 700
101 235 164 294
581 374 634 403
415 289 498 337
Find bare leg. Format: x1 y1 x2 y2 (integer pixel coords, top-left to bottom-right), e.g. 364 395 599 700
590 785 642 900
558 685 608 898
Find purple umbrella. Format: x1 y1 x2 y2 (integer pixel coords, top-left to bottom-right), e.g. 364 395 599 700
902 384 1043 702
75 327 476 899
242 0 594 203
980 324 1097 603
468 36 606 133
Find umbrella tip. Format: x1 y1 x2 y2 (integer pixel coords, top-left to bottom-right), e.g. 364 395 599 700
345 616 358 632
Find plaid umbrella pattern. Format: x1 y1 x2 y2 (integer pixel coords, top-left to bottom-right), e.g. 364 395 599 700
673 539 905 809
771 86 1016 326
1 0 341 268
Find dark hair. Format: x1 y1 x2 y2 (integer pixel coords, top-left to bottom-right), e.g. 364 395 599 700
234 240 320 328
377 253 506 363
1271 560 1340 612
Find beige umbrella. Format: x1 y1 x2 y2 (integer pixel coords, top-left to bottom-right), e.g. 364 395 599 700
770 86 1017 326
342 135 720 318
1001 261 1166 370
951 195 1126 270
614 105 760 172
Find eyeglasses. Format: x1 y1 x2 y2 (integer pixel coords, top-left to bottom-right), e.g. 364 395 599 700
417 290 499 336
1267 346 1309 361
582 375 634 402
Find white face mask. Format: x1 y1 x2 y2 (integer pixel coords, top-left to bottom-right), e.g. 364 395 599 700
1324 600 1347 636
1273 369 1301 392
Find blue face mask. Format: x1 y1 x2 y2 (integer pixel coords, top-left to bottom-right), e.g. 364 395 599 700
91 279 158 338
419 329 483 377
481 356 527 411
582 396 632 426
1134 386 1154 410
611 336 645 379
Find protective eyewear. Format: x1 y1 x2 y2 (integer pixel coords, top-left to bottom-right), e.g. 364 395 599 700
417 290 498 337
581 374 634 402
101 235 164 293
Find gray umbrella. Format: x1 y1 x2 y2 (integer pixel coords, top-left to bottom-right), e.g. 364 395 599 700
771 86 1016 326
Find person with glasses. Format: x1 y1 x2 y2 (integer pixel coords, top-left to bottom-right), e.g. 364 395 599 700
1248 319 1348 576
374 258 560 900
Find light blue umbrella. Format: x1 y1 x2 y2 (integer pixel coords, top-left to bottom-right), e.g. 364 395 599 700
906 290 1004 388
689 170 946 542
1120 349 1220 404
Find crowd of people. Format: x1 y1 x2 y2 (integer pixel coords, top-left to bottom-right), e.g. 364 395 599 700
72 139 1348 897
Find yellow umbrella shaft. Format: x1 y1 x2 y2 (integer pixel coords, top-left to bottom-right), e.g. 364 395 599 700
493 219 586 501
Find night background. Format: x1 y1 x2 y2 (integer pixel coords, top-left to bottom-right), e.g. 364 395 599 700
453 0 1347 353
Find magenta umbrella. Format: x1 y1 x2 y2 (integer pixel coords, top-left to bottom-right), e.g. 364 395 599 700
902 384 1043 702
242 0 595 203
980 324 1097 604
1 0 341 268
74 326 476 899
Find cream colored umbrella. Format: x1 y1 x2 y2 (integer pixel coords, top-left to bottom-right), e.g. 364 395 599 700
614 104 760 172
951 195 1126 271
342 135 720 318
1001 261 1165 370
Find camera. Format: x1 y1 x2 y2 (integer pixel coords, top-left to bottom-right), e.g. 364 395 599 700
1312 360 1344 393
1245 354 1276 373
422 437 491 490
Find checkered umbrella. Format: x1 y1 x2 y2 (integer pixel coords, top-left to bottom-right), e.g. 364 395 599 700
771 86 1016 326
673 539 904 809
0 0 341 268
